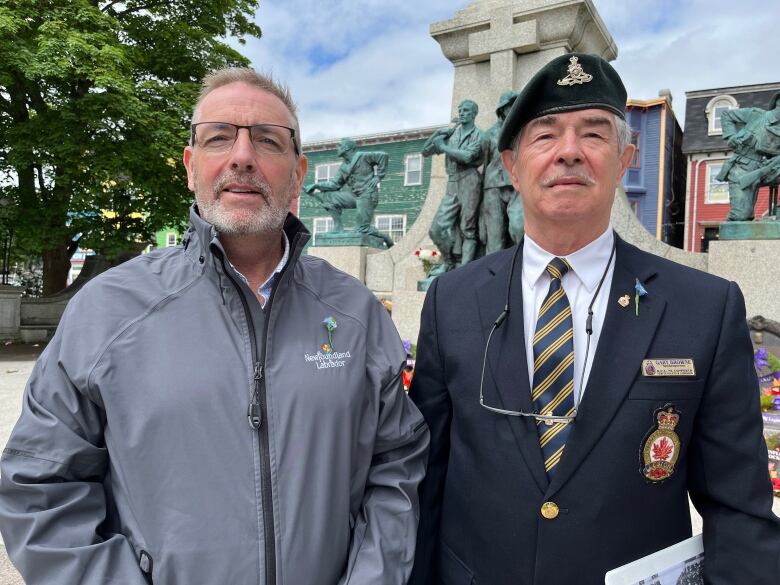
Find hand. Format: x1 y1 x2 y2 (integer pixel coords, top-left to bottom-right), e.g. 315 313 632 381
303 183 316 194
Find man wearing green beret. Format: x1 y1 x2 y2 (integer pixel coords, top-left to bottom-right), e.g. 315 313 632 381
410 52 780 585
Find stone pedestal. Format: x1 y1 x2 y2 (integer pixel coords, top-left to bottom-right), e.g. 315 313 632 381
719 220 780 241
0 285 22 340
313 232 390 249
308 246 381 282
392 290 427 344
430 0 616 127
708 239 780 320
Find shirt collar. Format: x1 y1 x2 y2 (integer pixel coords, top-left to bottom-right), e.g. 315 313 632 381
228 230 290 298
523 226 614 293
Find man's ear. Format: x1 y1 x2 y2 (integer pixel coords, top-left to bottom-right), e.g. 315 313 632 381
617 143 635 182
290 154 308 203
183 146 196 192
501 149 522 191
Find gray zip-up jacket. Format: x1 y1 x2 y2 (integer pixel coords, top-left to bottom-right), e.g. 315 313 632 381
0 207 429 585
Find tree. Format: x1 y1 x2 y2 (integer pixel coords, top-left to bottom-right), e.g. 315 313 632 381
0 0 260 294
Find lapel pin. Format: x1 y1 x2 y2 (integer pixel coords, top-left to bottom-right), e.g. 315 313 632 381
618 294 630 308
634 279 648 316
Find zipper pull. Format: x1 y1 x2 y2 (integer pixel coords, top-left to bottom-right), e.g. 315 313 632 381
247 399 261 430
247 362 263 430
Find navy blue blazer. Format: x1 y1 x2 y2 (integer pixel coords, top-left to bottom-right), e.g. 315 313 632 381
409 236 780 585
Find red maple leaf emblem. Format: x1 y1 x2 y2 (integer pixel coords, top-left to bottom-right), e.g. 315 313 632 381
652 437 673 461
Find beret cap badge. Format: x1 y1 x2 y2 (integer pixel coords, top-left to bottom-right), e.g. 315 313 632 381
556 56 593 86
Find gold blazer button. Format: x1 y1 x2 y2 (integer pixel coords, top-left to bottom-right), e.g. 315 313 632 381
540 501 559 519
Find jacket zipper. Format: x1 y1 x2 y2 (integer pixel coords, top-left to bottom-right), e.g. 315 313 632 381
216 255 277 585
211 230 306 585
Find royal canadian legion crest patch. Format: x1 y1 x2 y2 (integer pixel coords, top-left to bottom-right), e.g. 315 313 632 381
640 405 682 482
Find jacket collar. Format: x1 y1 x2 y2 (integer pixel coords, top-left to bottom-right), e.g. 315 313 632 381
182 203 311 272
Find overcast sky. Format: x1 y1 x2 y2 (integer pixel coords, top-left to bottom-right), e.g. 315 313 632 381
237 0 780 142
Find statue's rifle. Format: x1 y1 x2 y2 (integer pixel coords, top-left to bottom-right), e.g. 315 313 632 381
737 155 780 190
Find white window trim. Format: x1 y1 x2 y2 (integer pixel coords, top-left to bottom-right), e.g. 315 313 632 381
374 214 407 241
166 232 177 247
704 160 730 204
705 94 739 136
315 161 341 182
404 153 423 186
312 216 334 246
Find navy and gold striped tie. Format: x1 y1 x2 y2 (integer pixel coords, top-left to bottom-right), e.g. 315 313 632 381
532 257 575 477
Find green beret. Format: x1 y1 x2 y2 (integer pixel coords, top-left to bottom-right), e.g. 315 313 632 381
498 52 627 151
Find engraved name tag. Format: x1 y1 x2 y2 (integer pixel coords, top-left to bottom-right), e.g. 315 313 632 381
642 359 696 377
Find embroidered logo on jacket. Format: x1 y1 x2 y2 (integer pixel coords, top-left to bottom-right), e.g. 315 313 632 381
304 315 352 369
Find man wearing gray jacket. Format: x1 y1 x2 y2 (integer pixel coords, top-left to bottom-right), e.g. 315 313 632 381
0 68 429 585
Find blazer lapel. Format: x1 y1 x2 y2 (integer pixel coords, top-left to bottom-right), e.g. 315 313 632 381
547 237 666 494
475 244 549 494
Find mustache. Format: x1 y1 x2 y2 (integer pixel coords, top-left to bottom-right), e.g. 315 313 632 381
541 171 596 188
214 172 272 204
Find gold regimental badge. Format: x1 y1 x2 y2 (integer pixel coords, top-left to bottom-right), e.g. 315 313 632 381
641 405 681 482
618 294 630 308
557 56 593 86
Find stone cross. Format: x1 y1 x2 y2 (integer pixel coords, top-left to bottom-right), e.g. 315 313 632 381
430 0 617 127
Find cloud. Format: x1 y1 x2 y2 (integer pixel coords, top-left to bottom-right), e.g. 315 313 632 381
238 0 780 139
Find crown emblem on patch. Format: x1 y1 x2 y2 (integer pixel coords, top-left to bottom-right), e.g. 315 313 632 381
656 409 680 430
557 56 593 86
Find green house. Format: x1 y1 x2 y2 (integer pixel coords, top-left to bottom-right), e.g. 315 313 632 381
155 125 439 251
298 126 438 248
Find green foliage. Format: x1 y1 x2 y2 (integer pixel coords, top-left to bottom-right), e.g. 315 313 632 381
0 0 260 290
768 351 780 375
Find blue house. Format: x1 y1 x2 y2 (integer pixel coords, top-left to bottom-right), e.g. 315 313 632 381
623 93 686 248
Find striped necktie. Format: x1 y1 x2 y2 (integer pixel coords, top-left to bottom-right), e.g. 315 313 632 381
532 257 575 477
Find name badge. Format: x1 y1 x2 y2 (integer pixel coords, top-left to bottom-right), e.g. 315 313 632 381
642 359 696 377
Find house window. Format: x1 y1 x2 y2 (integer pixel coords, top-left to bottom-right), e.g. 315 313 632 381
705 95 738 136
312 217 334 246
630 131 640 168
404 153 423 186
374 214 406 242
705 162 730 204
166 232 177 247
315 162 341 182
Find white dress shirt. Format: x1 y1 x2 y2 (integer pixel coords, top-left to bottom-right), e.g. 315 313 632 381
230 231 290 307
522 227 616 404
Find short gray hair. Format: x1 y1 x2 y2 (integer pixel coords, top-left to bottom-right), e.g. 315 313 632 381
511 111 632 159
191 68 301 153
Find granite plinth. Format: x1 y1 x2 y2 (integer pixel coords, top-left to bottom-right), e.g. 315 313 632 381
313 232 391 250
719 220 780 241
0 285 22 340
307 245 381 282
708 239 780 320
392 290 427 343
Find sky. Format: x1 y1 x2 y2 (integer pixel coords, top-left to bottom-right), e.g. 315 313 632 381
236 0 780 143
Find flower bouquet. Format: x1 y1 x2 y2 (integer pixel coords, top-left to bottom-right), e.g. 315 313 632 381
414 248 441 276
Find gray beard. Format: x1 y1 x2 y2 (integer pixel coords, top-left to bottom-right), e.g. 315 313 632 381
196 170 295 236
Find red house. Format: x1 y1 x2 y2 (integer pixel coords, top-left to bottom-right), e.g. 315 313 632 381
682 82 780 252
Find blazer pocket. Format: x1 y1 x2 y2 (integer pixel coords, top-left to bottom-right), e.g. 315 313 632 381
440 541 475 585
628 379 704 401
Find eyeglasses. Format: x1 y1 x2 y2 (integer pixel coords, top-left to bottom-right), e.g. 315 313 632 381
478 239 616 425
190 122 299 155
478 315 586 425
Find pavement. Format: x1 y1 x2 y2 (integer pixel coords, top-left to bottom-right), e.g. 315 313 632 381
0 341 41 585
0 343 778 583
